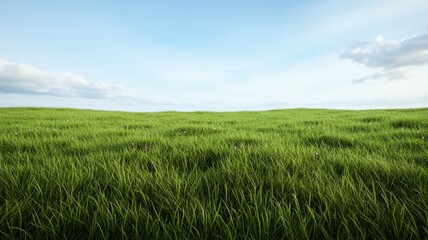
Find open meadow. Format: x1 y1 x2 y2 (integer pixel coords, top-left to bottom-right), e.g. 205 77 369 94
0 107 427 239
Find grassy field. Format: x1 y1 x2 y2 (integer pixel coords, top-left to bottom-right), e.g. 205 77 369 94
0 107 427 239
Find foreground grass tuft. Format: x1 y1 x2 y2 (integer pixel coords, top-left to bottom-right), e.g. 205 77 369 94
0 107 427 239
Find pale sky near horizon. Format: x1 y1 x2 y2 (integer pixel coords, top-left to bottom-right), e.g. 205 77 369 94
1 0 428 111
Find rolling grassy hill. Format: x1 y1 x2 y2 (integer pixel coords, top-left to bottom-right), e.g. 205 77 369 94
0 107 427 239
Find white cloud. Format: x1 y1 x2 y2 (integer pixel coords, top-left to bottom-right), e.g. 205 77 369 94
0 59 124 98
342 33 428 69
342 33 428 83
351 70 408 84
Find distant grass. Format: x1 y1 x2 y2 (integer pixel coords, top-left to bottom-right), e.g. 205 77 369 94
0 107 427 239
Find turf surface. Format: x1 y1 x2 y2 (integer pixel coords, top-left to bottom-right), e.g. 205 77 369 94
0 107 427 239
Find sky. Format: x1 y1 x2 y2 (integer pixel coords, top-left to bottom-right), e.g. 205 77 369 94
1 0 428 111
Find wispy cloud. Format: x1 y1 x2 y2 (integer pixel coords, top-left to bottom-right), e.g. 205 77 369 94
351 70 408 84
342 33 428 83
0 59 124 98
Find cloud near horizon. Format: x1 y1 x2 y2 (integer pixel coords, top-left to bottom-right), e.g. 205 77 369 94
0 59 124 99
342 33 428 83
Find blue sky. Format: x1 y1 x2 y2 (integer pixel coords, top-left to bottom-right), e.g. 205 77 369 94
1 0 428 111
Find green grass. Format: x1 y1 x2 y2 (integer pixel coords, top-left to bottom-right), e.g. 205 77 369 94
0 107 427 239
